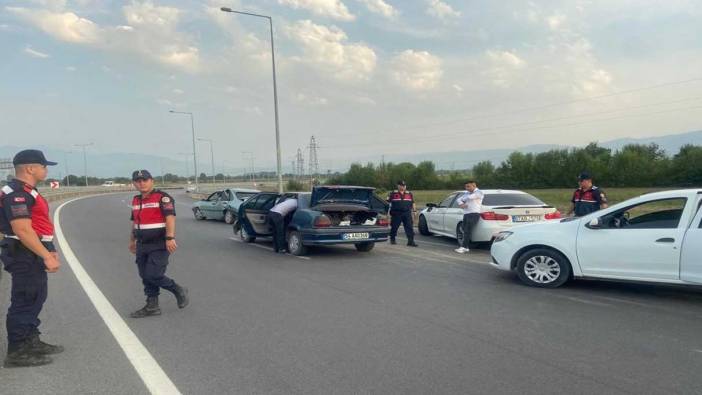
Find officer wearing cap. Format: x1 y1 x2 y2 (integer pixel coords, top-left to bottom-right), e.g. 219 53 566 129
387 181 418 247
0 149 63 367
128 170 189 318
569 172 608 217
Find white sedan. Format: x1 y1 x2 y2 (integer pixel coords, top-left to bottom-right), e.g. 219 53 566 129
490 189 702 288
418 190 561 244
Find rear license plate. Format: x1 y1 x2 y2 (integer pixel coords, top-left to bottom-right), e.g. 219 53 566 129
512 215 541 222
343 232 370 240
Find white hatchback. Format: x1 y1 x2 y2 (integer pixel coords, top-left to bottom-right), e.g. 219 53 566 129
418 190 561 244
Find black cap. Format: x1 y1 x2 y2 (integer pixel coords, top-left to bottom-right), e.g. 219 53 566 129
397 180 406 186
13 149 58 166
132 169 153 181
578 172 592 181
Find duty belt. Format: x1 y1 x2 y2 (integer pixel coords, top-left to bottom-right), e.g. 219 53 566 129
5 234 54 242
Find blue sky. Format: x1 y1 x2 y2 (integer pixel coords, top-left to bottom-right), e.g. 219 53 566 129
1 0 701 173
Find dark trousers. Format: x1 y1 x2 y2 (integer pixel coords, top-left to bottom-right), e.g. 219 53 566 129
268 212 286 252
461 213 481 248
135 242 176 297
390 211 415 241
1 242 48 349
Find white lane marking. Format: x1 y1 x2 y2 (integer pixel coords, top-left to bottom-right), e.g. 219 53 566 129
228 237 311 260
54 196 182 395
395 236 457 248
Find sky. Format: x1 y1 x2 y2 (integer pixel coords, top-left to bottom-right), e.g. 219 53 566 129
1 0 701 173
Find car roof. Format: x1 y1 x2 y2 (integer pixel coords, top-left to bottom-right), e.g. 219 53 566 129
225 188 261 193
316 185 375 190
637 189 702 200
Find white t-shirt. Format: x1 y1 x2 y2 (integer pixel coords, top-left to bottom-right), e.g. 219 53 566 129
456 189 484 214
270 199 298 216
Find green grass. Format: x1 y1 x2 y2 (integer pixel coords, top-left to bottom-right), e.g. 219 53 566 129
411 188 665 214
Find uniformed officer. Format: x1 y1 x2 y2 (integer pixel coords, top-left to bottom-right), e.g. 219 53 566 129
387 181 418 247
0 150 63 368
569 172 608 217
129 170 189 318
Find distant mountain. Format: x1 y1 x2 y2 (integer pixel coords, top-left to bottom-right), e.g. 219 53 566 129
1 129 701 177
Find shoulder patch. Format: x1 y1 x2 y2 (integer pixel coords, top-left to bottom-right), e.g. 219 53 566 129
161 196 171 203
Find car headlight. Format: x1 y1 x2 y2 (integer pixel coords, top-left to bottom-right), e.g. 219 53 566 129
493 231 513 243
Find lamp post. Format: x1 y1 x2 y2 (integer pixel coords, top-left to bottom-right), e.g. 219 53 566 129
169 110 199 192
74 143 93 187
220 7 283 193
198 138 216 184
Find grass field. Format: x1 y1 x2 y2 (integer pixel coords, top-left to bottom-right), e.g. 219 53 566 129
411 188 664 214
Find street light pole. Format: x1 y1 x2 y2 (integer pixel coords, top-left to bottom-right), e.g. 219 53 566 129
220 7 283 194
169 110 199 192
63 151 70 187
198 138 216 184
74 143 93 187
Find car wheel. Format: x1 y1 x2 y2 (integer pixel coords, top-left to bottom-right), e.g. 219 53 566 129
287 231 308 256
193 208 205 220
224 210 236 224
516 248 571 288
418 215 432 236
240 226 256 243
354 242 375 252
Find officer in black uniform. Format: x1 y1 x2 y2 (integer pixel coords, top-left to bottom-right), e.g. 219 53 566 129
387 181 418 247
1 150 63 368
128 170 189 318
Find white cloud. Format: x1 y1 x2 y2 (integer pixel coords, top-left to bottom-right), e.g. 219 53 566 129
279 0 355 21
357 0 398 19
486 50 525 68
295 92 329 106
426 0 460 20
483 50 526 88
23 46 50 58
390 49 443 91
66 65 77 71
172 88 184 95
546 13 567 31
123 1 180 30
286 20 376 82
7 7 101 43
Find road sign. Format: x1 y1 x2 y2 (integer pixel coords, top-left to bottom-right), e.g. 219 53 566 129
50 181 60 189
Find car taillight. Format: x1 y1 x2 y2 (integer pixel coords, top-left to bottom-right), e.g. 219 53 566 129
377 215 389 227
313 215 332 228
545 211 562 220
481 211 509 221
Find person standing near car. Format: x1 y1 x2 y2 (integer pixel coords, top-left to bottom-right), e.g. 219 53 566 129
454 180 484 254
268 196 298 253
0 150 63 368
387 181 418 247
569 172 608 217
129 170 189 318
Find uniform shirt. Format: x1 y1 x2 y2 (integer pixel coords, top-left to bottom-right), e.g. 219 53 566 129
0 179 54 243
387 190 414 213
572 186 607 217
131 190 176 242
270 198 298 216
456 189 484 215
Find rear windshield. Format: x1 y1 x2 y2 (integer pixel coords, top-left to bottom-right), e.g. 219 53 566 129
235 192 257 200
483 193 546 206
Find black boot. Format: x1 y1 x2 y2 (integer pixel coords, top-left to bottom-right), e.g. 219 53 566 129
169 284 190 309
390 238 397 245
4 343 53 368
407 239 419 247
26 334 64 355
130 296 161 318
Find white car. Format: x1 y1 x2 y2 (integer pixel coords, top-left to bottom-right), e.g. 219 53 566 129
490 189 702 288
418 190 561 244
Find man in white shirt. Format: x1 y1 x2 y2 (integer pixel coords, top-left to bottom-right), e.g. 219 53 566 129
454 181 483 254
269 196 298 253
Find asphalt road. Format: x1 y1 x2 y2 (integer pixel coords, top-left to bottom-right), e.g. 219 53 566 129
3 191 702 394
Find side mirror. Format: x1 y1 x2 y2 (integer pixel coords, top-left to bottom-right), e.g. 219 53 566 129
426 203 437 208
587 218 601 229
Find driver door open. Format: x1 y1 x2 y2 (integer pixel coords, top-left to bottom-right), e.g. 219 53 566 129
244 193 279 235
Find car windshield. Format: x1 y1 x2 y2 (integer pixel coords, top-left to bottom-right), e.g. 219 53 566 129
235 192 257 200
483 193 546 207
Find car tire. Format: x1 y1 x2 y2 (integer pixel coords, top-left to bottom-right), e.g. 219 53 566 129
354 242 375 252
224 210 236 225
240 226 256 243
193 208 206 220
287 231 308 256
516 248 571 288
418 215 432 236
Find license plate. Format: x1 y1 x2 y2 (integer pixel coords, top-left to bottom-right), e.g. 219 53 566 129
512 215 541 222
343 232 370 240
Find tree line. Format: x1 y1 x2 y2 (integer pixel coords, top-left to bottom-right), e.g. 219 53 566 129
327 143 702 190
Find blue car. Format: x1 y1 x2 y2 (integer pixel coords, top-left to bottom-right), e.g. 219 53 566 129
235 186 390 255
192 188 260 224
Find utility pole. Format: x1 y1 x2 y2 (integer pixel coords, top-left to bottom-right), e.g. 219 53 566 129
74 143 93 187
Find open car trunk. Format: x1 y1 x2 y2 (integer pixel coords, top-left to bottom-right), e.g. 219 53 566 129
312 203 384 226
310 186 388 226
